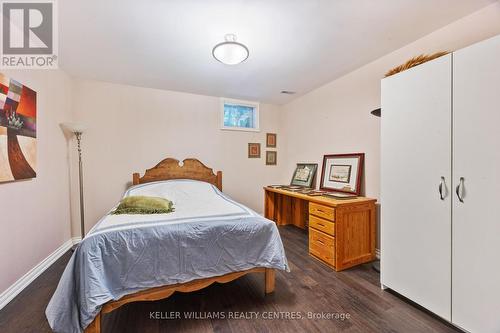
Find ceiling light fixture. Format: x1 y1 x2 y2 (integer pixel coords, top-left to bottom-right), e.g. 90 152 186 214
212 34 249 65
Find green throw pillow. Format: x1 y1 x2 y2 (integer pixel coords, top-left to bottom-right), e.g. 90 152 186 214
112 196 174 215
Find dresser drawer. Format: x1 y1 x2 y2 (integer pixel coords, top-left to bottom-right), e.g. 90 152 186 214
309 202 335 221
309 215 335 236
309 228 335 266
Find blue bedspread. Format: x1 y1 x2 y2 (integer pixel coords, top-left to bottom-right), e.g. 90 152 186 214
45 180 288 332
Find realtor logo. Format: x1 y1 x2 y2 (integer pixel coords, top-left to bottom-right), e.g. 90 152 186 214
1 0 58 68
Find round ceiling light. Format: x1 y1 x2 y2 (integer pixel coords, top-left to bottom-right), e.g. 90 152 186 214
212 34 249 65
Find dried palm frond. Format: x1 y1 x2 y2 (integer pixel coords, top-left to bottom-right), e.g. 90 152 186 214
385 51 450 77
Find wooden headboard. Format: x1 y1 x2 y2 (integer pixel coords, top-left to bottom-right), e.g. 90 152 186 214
132 158 222 191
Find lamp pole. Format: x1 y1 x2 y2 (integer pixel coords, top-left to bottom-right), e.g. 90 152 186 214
75 131 85 238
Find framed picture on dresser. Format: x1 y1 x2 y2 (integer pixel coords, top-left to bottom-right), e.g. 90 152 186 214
320 153 364 195
290 163 318 188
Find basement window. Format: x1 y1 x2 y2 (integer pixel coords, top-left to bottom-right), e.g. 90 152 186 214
220 98 259 132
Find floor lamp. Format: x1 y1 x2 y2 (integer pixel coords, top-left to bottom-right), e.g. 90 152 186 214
61 122 87 241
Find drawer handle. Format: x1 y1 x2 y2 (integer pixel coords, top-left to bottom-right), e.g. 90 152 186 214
317 223 325 227
316 239 325 245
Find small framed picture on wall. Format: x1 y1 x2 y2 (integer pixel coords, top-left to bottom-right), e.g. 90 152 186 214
266 133 277 147
320 153 364 195
266 151 277 165
248 143 261 158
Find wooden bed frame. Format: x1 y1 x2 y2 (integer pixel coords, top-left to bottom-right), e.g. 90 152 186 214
84 158 275 333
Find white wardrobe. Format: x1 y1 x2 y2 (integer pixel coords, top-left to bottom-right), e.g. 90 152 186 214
381 34 500 333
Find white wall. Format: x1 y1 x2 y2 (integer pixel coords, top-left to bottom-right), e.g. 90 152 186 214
282 3 500 200
63 2 500 240
70 79 283 233
0 70 73 294
281 3 500 247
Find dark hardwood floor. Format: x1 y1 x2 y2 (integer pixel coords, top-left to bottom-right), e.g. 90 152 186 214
0 226 460 333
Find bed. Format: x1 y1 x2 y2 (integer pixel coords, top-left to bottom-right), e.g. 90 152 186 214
46 158 288 333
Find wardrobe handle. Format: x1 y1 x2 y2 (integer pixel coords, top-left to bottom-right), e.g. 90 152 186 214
438 176 446 200
456 177 465 203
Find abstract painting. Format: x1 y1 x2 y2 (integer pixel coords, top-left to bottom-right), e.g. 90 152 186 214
0 74 37 182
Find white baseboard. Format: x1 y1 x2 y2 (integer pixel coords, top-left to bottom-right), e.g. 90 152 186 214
376 248 381 259
0 237 79 311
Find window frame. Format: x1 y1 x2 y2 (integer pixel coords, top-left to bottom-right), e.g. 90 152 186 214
220 98 260 132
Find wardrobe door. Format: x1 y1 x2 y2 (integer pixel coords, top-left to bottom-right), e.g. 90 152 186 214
381 54 452 320
453 35 500 333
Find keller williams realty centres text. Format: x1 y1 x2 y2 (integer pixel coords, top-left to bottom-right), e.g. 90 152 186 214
149 311 351 321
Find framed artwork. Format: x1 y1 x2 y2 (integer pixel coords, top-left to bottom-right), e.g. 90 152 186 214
266 151 277 165
248 143 261 158
0 74 37 182
290 163 318 188
221 98 259 132
329 165 352 183
266 133 276 147
320 153 364 195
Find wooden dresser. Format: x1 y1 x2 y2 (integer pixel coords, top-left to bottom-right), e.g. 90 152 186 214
264 187 377 271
